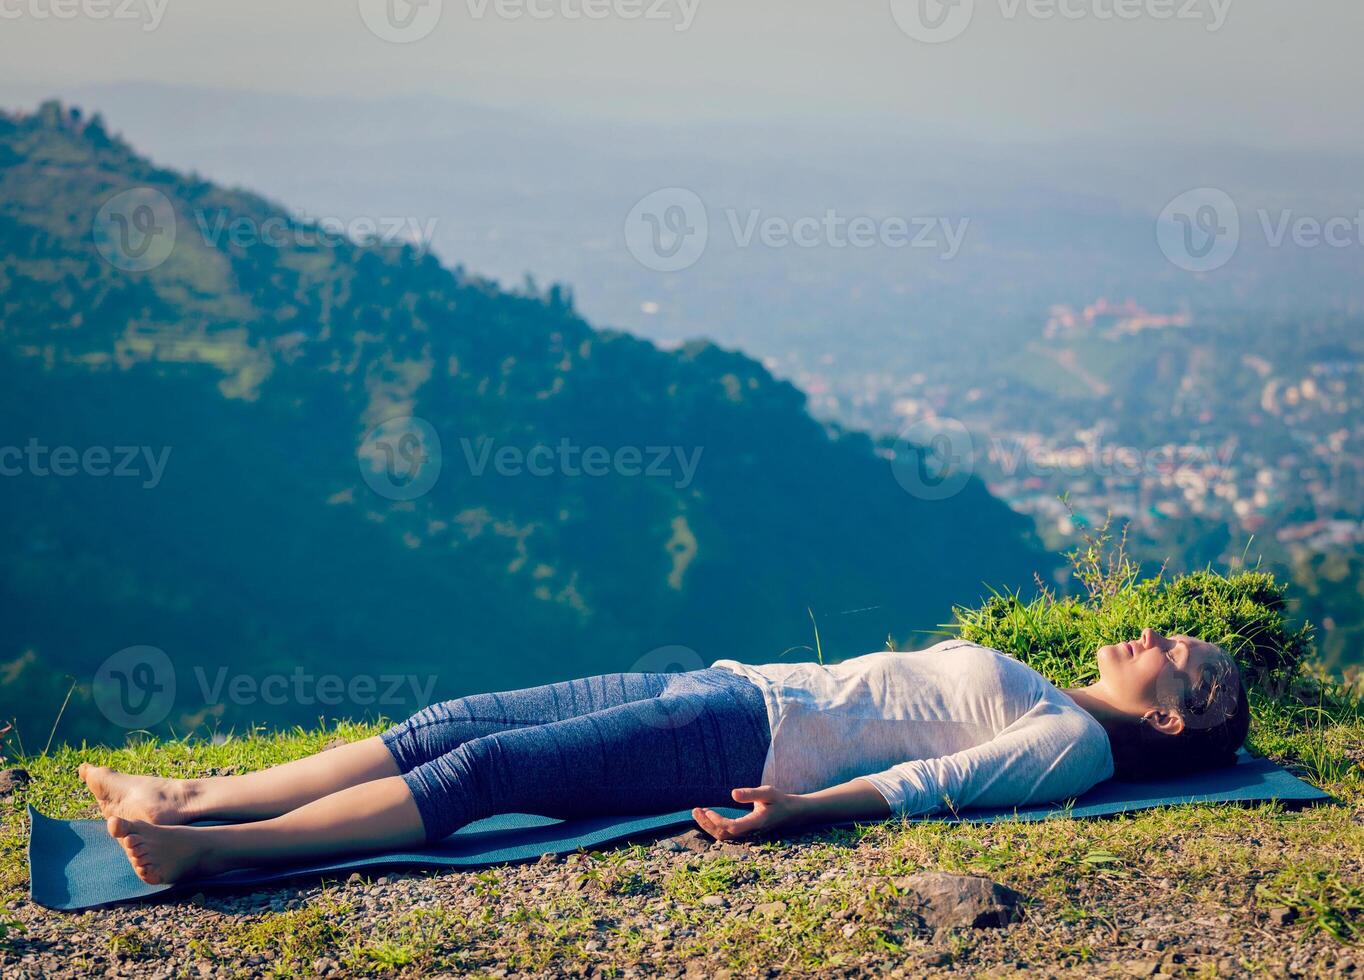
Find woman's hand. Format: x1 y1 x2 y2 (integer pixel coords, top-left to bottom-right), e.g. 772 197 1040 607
692 786 806 841
693 778 892 841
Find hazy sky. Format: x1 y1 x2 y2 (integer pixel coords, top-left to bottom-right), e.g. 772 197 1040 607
1 0 1361 150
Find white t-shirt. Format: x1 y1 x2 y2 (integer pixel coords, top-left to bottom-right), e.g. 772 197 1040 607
713 640 1114 817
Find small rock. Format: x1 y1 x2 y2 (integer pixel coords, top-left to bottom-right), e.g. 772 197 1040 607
1123 960 1161 977
1267 906 1298 926
670 830 714 854
896 872 1025 930
752 901 787 917
699 895 727 908
0 768 30 798
656 839 686 853
346 872 364 885
537 852 558 865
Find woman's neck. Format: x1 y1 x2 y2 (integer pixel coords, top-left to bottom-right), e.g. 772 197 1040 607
1061 683 1127 725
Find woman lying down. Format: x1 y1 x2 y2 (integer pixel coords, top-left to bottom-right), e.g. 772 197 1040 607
83 629 1247 885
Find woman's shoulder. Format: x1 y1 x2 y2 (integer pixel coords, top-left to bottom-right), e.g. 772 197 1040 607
916 640 1044 679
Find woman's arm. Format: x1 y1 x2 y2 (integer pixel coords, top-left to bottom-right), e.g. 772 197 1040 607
692 778 891 841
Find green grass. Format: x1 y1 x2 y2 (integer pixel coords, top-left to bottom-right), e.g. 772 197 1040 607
2 745 1360 974
0 721 386 900
2 548 1362 975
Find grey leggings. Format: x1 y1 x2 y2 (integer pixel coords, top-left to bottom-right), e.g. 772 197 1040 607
380 667 772 841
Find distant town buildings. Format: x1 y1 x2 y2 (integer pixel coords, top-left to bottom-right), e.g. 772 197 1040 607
769 299 1362 568
1044 297 1192 339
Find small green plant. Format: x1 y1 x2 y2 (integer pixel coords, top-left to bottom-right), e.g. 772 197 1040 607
953 513 1315 690
0 916 25 951
0 722 14 768
1258 868 1364 943
664 857 750 903
107 927 151 959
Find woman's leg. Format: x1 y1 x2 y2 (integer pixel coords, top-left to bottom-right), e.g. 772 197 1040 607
84 673 673 824
107 669 771 883
108 776 423 885
400 667 771 842
379 672 670 774
80 738 401 825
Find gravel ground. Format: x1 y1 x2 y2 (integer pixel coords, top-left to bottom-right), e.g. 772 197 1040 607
3 819 1360 979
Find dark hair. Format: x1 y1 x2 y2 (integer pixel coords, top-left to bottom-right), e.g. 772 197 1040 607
1102 648 1250 782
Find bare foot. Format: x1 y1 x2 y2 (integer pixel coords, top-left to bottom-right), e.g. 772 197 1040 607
107 816 219 885
80 764 197 825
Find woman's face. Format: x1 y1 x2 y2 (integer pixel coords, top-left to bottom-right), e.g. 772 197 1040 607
1095 629 1226 730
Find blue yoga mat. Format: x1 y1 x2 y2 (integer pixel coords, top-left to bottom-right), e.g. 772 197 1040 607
29 752 1327 910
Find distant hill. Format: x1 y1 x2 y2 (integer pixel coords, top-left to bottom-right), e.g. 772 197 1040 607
0 102 1047 745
